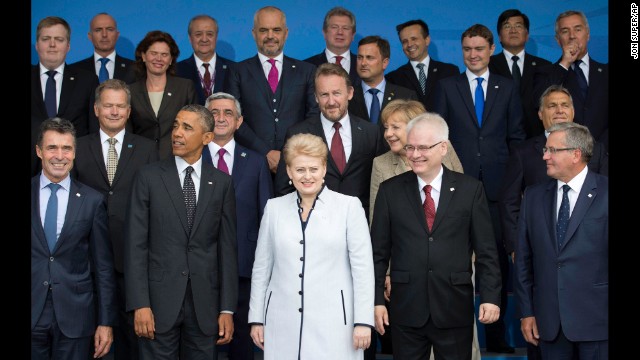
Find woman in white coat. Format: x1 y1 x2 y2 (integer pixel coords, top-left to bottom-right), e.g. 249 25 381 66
249 133 375 360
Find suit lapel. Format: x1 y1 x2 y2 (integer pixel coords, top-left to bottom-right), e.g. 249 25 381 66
55 180 85 253
585 59 605 104
401 62 422 94
191 162 215 235
454 74 477 127
89 133 110 185
403 174 428 233
133 80 157 121
382 85 397 108
352 86 370 121
58 65 78 116
112 132 136 186
31 178 48 251
162 161 191 236
247 56 274 107
232 146 248 182
431 168 455 233
483 75 500 125
562 172 597 248
344 116 365 174
157 76 177 117
32 67 48 117
522 54 538 91
543 180 558 254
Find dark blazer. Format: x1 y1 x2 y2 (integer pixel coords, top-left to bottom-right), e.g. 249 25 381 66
202 144 273 278
533 57 608 149
176 54 235 105
304 51 361 86
31 176 116 338
385 59 459 111
69 54 137 84
499 134 608 254
433 72 526 201
489 52 552 138
371 168 501 328
128 76 198 160
31 64 99 176
274 114 384 219
125 158 238 335
71 131 159 272
514 171 608 342
224 55 319 155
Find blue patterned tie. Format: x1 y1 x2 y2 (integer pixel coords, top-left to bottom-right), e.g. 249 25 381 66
556 184 571 249
474 77 484 126
573 59 588 100
368 88 381 124
98 58 110 83
417 63 427 95
44 183 61 252
44 70 57 118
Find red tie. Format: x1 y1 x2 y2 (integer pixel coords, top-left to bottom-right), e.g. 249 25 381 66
334 55 344 68
423 185 435 231
330 122 346 173
217 148 229 175
203 63 213 97
267 58 279 93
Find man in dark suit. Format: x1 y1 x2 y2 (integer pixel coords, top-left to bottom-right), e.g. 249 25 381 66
433 24 526 354
386 19 459 112
274 63 384 220
125 104 238 359
489 9 552 138
69 13 137 85
203 92 273 360
533 10 608 150
303 6 360 86
224 6 318 173
176 15 234 105
72 79 159 360
32 16 99 176
32 118 117 360
371 112 501 360
515 122 608 359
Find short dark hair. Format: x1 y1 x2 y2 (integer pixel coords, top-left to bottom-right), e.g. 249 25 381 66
37 117 76 148
36 16 71 42
180 104 215 132
95 79 131 106
323 6 356 33
496 9 530 34
134 30 180 77
461 24 494 46
396 19 429 38
358 35 391 60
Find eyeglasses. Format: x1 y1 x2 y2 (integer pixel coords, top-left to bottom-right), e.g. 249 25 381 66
502 23 525 32
403 141 443 154
542 146 576 154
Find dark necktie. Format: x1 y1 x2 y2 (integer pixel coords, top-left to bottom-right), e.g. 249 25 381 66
44 70 57 118
98 57 110 83
474 77 484 126
556 184 571 249
334 55 344 68
511 55 521 88
267 58 279 93
217 148 229 175
107 138 118 185
330 122 346 173
423 185 435 232
573 59 588 100
203 63 213 97
416 63 427 95
183 166 197 233
44 183 61 252
368 88 381 124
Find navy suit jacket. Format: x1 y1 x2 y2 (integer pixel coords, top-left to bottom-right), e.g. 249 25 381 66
31 64 99 176
176 54 235 105
224 55 319 155
433 72 526 201
31 176 116 338
71 131 159 272
202 143 273 278
304 51 361 86
489 52 552 138
499 134 608 253
69 54 137 84
515 170 608 342
385 59 459 111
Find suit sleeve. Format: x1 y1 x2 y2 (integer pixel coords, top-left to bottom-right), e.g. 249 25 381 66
370 183 393 306
303 64 319 119
499 149 525 254
273 127 297 196
90 193 118 326
514 187 535 318
506 81 526 148
248 200 275 324
346 197 375 327
443 140 464 174
219 177 239 312
369 157 384 223
432 81 449 121
186 80 198 105
257 156 274 218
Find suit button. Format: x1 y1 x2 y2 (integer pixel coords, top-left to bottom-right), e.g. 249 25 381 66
428 269 433 273
43 281 49 286
299 273 303 278
273 109 277 113
299 257 304 261
273 99 277 102
428 237 433 242
557 262 563 268
299 308 303 312
274 118 279 122
155 138 159 143
188 247 193 252
299 291 303 295
49 257 54 261
478 136 483 140
299 240 304 244
109 191 113 195
476 152 481 156
182 271 188 276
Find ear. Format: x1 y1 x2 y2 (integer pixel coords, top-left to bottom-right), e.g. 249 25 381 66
235 116 244 130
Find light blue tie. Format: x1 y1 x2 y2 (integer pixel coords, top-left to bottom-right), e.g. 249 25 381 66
474 77 484 126
98 58 110 83
368 88 381 124
44 183 61 252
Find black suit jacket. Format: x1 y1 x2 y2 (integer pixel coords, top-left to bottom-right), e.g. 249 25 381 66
224 55 319 155
304 51 361 86
489 52 552 138
498 134 608 253
31 64 99 176
69 54 137 84
385 59 459 111
176 54 235 105
274 114 384 219
371 168 501 328
71 131 159 272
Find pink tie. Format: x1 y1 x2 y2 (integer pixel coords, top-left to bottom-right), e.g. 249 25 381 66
334 55 344 68
267 58 279 93
217 148 229 175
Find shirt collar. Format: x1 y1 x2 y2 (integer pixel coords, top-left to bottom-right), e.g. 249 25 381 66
94 51 116 63
175 156 203 178
416 165 444 193
40 173 71 192
99 129 125 144
258 52 284 65
40 62 65 76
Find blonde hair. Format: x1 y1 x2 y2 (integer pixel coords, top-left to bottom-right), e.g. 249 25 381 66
283 133 328 166
380 99 426 126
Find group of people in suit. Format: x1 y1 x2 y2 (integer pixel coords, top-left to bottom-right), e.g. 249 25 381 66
32 4 608 360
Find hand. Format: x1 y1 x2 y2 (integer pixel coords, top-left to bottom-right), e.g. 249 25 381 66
520 316 540 346
384 275 392 302
352 325 371 350
216 313 234 345
134 307 155 339
510 252 515 264
374 305 389 335
92 325 113 358
477 303 500 324
266 150 281 173
250 324 265 350
560 41 581 68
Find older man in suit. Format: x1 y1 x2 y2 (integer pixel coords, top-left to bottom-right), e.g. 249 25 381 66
224 6 318 173
203 92 273 360
32 118 116 360
515 122 608 359
125 104 238 359
371 112 501 360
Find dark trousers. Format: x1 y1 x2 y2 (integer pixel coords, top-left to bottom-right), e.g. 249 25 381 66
227 277 253 360
392 318 473 360
113 272 139 360
540 327 608 360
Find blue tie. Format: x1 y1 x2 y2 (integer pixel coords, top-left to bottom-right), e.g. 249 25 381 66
556 184 571 249
44 70 57 118
573 59 588 100
368 88 381 124
44 183 62 252
98 58 110 83
474 77 484 126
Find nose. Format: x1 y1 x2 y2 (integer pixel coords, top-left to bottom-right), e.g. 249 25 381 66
542 150 551 160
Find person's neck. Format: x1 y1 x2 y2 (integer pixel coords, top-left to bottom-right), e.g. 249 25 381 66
95 49 114 58
212 138 232 147
364 77 383 88
146 73 167 91
102 127 124 138
328 46 348 55
299 194 315 209
503 46 524 55
197 52 215 63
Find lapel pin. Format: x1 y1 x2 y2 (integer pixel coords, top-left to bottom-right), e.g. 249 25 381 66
70 77 75 81
532 61 537 66
433 68 438 72
76 193 81 197
128 144 133 148
208 181 213 185
588 193 593 198
598 68 602 72
223 65 227 69
241 152 247 157
121 63 126 68
357 126 362 130
494 85 499 88
450 187 455 191
167 92 172 96
292 65 296 68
